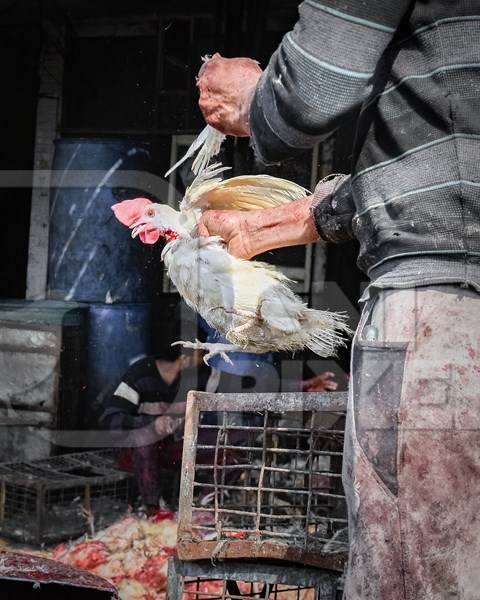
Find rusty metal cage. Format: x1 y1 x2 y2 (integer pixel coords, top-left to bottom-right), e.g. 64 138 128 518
167 557 341 600
0 450 133 546
177 392 348 571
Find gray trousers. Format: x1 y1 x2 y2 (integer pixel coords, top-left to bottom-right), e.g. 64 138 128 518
343 285 480 600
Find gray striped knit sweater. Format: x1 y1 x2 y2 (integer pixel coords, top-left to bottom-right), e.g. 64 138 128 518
250 0 480 295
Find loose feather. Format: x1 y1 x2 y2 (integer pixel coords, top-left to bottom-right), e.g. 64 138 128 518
164 125 226 178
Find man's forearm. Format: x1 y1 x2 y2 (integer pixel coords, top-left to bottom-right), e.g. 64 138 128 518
241 174 356 256
241 196 320 257
199 174 356 259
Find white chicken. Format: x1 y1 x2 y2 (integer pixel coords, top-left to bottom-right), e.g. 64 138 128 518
112 164 349 363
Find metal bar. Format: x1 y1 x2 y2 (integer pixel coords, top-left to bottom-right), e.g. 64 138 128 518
193 481 345 498
3 472 129 489
304 414 315 548
213 414 225 539
182 591 262 599
195 463 342 477
268 424 279 531
166 555 183 600
196 444 343 456
190 514 348 527
198 424 346 434
195 462 259 471
84 483 91 513
192 506 256 518
191 391 348 413
220 411 229 533
35 483 44 547
170 556 339 588
178 394 201 537
191 501 346 517
264 466 342 477
255 411 269 534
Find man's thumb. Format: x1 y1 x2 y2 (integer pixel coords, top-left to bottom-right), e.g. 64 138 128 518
197 221 210 237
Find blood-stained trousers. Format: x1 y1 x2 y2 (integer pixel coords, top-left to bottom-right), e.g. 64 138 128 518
343 285 480 600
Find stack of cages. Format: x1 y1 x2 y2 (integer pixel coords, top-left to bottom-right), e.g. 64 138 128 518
168 391 349 600
168 557 340 600
0 450 133 546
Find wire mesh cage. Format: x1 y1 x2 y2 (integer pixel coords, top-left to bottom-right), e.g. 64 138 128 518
167 557 341 600
177 391 349 571
0 450 133 546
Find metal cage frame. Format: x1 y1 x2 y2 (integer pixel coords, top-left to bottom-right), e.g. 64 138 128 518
177 391 348 572
167 557 340 600
0 450 133 546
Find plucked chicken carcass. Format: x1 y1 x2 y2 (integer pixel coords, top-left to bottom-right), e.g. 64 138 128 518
112 164 349 363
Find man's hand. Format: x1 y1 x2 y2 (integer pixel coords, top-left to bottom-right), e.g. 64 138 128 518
198 53 262 136
198 196 320 259
302 372 338 392
198 210 255 259
154 416 183 439
197 176 346 259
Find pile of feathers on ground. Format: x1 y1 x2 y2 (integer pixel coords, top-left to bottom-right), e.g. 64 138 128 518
49 509 320 600
51 510 177 600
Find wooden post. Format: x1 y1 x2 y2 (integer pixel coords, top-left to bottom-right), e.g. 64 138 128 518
26 22 64 300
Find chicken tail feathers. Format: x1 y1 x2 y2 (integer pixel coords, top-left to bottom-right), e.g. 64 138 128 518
303 308 352 357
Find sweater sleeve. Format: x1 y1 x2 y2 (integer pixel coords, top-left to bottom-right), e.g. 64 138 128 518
311 174 356 243
249 0 412 163
100 367 155 432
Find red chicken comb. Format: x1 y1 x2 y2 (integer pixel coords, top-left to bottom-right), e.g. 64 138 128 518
111 197 161 244
111 197 152 227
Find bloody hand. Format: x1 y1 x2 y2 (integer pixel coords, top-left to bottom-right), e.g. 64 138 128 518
302 371 338 392
197 53 262 136
198 196 319 260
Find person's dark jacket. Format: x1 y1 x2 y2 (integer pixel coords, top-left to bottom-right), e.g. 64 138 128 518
100 356 207 446
250 0 480 296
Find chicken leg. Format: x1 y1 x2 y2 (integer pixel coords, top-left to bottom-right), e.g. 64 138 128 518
171 339 244 365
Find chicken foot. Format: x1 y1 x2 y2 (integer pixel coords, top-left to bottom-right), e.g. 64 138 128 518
171 339 245 365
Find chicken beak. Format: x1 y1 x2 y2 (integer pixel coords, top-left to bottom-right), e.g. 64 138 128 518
130 219 145 239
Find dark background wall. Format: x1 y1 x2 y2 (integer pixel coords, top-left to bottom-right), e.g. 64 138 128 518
0 0 366 375
0 23 41 298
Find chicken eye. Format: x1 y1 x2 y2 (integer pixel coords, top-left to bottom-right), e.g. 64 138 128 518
145 208 155 218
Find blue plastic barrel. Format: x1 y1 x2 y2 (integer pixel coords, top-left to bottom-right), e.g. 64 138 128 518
48 138 162 303
86 303 152 413
198 317 280 393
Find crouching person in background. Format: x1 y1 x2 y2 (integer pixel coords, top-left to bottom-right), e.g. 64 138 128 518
100 340 208 515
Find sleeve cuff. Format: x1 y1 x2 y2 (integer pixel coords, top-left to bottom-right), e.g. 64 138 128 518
311 174 356 243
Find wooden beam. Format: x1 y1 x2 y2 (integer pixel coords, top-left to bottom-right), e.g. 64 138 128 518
26 22 65 300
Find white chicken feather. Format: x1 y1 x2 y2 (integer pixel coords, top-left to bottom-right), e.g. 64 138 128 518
112 164 349 362
164 56 226 179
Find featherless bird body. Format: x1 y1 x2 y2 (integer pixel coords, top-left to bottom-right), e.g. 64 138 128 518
112 164 349 363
